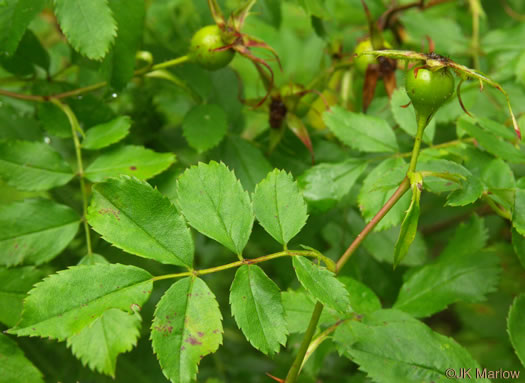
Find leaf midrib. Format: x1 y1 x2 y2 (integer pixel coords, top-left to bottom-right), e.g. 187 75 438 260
0 219 79 242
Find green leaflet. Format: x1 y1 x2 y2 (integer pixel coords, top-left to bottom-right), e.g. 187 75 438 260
298 159 367 212
85 145 175 182
151 277 223 383
67 308 142 377
0 333 44 383
393 176 421 268
8 264 152 340
394 216 501 318
0 266 48 327
324 106 399 153
0 140 74 191
507 294 525 367
292 256 351 313
176 161 254 256
104 0 145 89
339 277 381 315
54 0 117 60
253 169 308 245
230 265 288 355
87 176 194 268
183 104 228 153
511 228 525 269
82 116 132 150
334 309 489 383
0 0 46 56
0 199 80 267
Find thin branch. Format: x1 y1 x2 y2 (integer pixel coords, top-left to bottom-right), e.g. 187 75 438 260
381 0 455 29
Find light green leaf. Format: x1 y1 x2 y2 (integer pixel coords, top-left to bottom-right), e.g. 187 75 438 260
253 169 307 245
104 0 145 89
0 199 80 267
8 264 152 340
0 140 74 191
292 256 350 313
176 162 254 256
67 308 142 377
87 176 193 268
334 309 489 383
298 159 367 212
0 0 46 55
507 294 525 367
82 116 132 150
230 265 287 355
54 0 117 60
393 180 421 268
183 104 228 153
358 157 410 231
339 277 381 315
458 117 525 163
511 228 525 269
85 145 175 182
0 266 47 327
281 290 338 334
394 216 500 318
391 87 435 144
0 333 44 383
513 189 525 236
216 136 272 193
151 277 223 383
324 106 398 153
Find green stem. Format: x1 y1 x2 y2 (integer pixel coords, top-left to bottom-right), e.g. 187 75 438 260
482 194 512 220
469 0 481 70
151 55 190 71
284 302 324 383
52 99 92 256
408 112 429 174
151 250 323 282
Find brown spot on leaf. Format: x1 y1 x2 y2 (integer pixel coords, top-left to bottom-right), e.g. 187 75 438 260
185 337 202 346
130 166 137 171
197 331 204 337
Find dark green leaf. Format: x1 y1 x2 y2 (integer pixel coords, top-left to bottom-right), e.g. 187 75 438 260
394 216 500 318
253 169 308 245
324 106 398 153
0 0 46 55
0 140 74 191
358 157 410 231
339 277 381 315
0 333 44 383
8 264 152 340
458 117 525 163
292 256 350 313
0 266 47 326
230 265 287 355
334 309 489 383
216 136 272 193
513 189 525 236
0 199 80 266
298 159 367 212
151 277 223 383
105 0 145 89
87 176 194 268
176 162 254 256
511 228 525 269
37 102 71 138
183 104 228 153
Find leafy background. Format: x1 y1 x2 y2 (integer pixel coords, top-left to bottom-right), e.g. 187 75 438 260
1 0 525 382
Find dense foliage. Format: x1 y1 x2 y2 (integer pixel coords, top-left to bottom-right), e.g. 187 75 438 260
1 0 525 382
